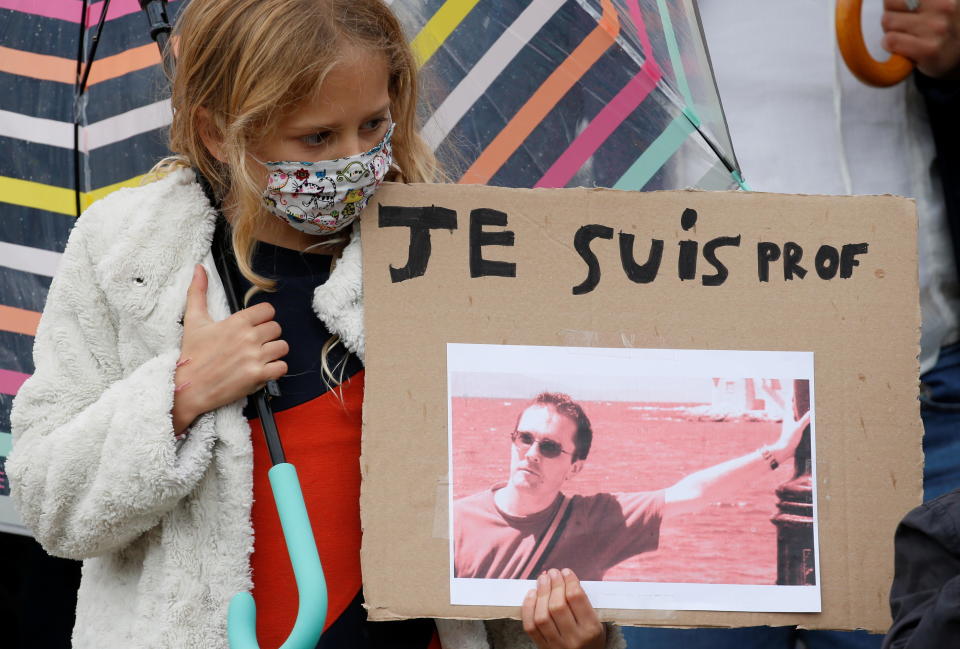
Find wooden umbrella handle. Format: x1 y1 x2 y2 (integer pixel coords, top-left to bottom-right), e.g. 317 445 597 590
836 0 914 86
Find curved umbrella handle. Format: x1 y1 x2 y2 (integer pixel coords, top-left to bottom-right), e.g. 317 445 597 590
228 463 328 649
836 0 914 86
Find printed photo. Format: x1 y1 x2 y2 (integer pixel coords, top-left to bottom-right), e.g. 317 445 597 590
447 344 820 613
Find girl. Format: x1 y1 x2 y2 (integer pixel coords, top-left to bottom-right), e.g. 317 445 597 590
8 1 615 648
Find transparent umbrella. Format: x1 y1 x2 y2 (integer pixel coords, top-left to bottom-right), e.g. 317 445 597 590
393 0 743 191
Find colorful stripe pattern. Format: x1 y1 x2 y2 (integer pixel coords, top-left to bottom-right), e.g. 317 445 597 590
415 0 737 188
0 2 186 506
0 1 739 508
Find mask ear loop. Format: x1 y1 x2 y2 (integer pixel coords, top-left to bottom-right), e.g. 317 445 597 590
385 162 404 183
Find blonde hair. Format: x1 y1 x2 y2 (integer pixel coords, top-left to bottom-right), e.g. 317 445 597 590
154 0 440 386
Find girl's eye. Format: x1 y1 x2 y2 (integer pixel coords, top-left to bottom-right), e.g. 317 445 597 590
301 131 331 147
361 117 387 131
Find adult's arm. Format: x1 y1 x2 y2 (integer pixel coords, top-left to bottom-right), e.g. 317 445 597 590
663 406 808 518
7 201 218 560
884 491 960 649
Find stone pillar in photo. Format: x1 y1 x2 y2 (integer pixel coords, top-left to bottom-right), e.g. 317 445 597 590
772 379 816 585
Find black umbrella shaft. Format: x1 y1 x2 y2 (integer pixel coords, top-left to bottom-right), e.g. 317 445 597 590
142 13 283 466
139 0 175 78
212 217 287 466
155 30 169 53
139 0 171 40
73 0 88 218
73 0 113 218
77 0 111 96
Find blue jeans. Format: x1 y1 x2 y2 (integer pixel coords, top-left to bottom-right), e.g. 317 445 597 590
919 341 960 500
623 343 960 649
621 627 879 649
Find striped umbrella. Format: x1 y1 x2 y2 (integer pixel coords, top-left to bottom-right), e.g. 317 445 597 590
0 0 741 534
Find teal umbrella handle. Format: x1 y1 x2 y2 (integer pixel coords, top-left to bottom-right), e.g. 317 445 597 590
228 463 328 649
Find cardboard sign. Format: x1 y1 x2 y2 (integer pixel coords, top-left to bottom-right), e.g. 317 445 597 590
359 183 921 632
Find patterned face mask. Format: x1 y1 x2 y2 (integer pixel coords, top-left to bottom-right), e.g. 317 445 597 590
259 122 394 235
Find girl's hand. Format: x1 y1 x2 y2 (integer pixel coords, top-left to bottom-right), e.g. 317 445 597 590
522 569 605 649
172 265 288 433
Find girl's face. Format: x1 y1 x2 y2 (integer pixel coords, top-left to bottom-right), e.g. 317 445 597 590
252 45 392 164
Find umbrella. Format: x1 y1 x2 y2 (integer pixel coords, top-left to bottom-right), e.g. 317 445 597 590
836 0 913 87
0 0 186 536
0 6 186 647
398 0 742 191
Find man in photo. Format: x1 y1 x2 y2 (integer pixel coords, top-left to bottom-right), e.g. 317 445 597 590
453 391 809 581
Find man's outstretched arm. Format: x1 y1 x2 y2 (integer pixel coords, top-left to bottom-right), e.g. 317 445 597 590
662 407 810 518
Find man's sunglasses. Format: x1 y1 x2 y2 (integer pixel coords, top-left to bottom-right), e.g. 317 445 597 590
511 431 572 459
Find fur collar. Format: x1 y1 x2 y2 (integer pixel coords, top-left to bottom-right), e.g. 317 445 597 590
312 224 365 363
177 166 365 363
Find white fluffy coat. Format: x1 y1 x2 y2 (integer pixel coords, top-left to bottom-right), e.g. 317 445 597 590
8 169 624 649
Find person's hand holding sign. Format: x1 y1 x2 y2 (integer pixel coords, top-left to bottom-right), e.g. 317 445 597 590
522 568 606 649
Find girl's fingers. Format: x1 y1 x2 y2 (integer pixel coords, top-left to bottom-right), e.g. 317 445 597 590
533 572 562 645
260 339 289 362
240 301 276 326
562 569 604 635
264 359 288 381
521 589 548 649
183 265 211 327
253 319 283 344
521 569 606 649
546 569 578 634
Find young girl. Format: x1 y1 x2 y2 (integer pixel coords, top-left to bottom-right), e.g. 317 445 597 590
8 1 615 648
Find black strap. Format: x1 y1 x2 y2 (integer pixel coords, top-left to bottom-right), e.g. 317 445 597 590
517 495 573 580
199 169 287 465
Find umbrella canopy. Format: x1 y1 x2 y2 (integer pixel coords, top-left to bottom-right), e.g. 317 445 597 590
0 0 742 534
400 0 740 191
0 0 181 534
